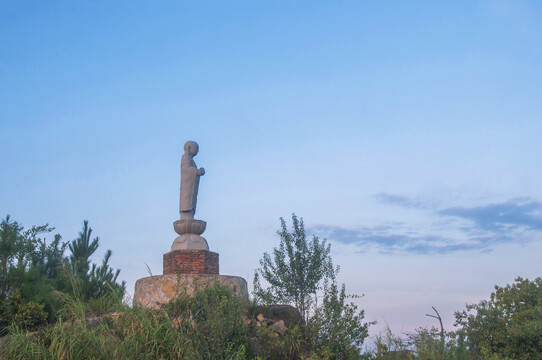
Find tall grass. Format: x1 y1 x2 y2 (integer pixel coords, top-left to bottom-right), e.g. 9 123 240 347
1 284 471 359
0 282 248 360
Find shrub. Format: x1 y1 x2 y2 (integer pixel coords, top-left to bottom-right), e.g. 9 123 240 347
308 279 372 359
0 289 47 332
455 277 542 360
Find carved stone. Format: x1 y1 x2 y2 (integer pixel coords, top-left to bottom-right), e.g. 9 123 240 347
174 219 206 235
172 141 208 251
179 141 205 221
172 219 208 251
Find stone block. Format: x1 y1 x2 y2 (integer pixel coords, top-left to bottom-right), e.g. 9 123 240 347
133 274 248 309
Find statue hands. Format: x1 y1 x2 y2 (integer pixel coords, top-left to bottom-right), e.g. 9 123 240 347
198 168 205 176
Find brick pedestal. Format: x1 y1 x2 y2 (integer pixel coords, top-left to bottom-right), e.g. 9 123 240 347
163 250 219 275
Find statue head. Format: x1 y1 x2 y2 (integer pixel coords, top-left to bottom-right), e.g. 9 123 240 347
184 141 199 156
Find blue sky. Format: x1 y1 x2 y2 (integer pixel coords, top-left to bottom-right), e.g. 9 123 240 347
1 1 542 336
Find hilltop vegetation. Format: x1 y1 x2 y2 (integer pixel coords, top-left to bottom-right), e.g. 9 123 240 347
253 214 373 358
0 214 541 359
0 216 125 333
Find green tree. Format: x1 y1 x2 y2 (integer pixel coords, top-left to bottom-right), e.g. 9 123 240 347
309 277 373 359
253 214 334 323
0 216 21 298
254 214 373 358
0 215 57 300
0 216 58 330
66 220 125 300
0 216 125 330
31 233 66 279
455 276 542 360
68 220 99 285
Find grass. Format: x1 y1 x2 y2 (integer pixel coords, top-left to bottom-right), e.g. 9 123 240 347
0 283 248 360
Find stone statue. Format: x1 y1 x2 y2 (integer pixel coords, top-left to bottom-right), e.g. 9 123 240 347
172 141 208 251
133 140 250 310
180 141 205 220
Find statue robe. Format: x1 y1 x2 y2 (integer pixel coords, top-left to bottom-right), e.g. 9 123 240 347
180 154 200 214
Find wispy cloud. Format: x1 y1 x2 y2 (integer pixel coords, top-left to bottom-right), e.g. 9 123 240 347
373 193 426 209
310 197 542 255
439 198 542 231
310 224 503 255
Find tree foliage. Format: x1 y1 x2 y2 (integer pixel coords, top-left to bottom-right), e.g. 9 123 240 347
254 214 373 358
455 276 542 360
0 216 57 300
66 220 124 300
0 216 125 331
309 278 373 359
254 214 334 322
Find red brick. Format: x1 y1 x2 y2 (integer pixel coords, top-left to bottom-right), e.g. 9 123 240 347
163 250 219 275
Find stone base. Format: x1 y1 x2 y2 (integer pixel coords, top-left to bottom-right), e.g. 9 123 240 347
173 219 206 236
163 250 219 275
133 274 248 309
171 234 209 251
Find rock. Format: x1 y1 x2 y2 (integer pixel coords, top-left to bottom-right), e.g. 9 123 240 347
248 337 261 353
133 274 248 309
252 304 302 328
269 320 287 335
